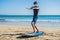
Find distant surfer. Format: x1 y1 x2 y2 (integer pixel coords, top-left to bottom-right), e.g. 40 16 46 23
26 1 39 33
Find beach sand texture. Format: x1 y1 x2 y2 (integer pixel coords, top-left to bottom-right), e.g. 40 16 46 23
0 24 60 40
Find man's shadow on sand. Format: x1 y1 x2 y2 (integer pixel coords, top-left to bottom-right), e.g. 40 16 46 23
0 32 44 38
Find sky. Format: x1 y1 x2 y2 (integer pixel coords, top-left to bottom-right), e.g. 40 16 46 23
0 0 60 15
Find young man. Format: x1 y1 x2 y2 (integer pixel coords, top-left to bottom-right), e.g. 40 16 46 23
26 1 39 33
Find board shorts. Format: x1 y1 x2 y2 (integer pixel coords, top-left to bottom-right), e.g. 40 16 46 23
32 16 38 24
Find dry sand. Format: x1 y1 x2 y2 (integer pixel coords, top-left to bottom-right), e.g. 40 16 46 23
0 24 60 40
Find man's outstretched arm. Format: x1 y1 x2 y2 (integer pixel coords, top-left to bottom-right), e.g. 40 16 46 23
25 8 33 10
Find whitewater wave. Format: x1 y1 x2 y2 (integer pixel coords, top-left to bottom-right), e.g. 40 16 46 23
0 19 60 23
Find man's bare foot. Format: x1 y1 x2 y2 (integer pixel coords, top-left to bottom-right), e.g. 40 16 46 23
32 31 35 33
36 31 39 33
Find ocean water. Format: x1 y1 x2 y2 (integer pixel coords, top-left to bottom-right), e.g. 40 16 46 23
0 15 60 27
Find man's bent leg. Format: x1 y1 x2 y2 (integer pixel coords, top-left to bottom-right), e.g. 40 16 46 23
35 25 39 32
31 22 35 33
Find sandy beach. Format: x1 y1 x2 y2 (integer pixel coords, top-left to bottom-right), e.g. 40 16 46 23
0 24 60 40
